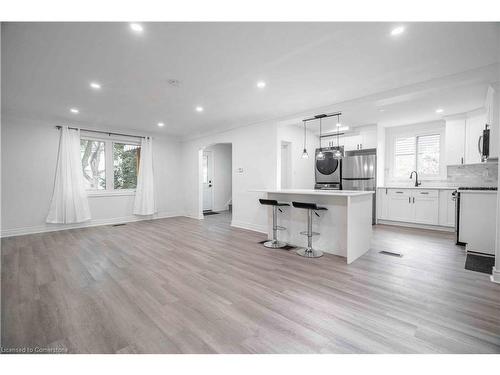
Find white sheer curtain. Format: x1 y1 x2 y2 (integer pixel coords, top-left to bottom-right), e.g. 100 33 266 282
46 126 91 223
133 136 156 215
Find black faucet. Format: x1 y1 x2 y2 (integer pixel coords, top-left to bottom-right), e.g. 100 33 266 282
410 171 421 187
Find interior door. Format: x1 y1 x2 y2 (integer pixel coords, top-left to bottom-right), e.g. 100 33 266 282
202 151 213 211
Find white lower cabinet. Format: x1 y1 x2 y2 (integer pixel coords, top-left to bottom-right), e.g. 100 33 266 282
387 189 413 222
412 190 439 225
378 188 454 228
438 189 456 227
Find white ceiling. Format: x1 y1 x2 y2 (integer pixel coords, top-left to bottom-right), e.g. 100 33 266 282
2 22 500 139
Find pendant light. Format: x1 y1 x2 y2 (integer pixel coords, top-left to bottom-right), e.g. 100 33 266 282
333 114 343 159
301 120 309 159
317 117 325 160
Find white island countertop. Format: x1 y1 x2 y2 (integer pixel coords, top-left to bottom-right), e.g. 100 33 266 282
257 189 374 264
254 189 374 197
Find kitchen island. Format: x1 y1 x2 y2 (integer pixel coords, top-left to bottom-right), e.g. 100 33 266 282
256 189 374 264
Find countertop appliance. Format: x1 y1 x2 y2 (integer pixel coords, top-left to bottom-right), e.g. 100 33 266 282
341 148 377 224
454 186 498 254
314 147 343 190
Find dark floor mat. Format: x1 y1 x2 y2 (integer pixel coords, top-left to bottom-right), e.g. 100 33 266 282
258 240 296 250
203 211 219 216
465 253 495 274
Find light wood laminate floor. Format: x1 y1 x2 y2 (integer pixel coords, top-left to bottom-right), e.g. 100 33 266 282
2 212 500 353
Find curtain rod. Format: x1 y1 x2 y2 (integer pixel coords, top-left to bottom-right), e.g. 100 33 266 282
303 111 342 123
55 126 146 139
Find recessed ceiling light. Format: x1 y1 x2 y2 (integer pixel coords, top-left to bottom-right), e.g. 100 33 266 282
256 81 266 89
336 122 342 127
195 106 204 112
70 108 79 114
157 122 165 127
436 108 444 114
379 109 386 112
391 26 405 36
336 126 349 132
129 23 143 33
90 82 101 90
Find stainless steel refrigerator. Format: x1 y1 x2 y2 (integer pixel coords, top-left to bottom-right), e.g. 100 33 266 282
341 149 377 224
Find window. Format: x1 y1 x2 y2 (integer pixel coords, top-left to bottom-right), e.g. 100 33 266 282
80 137 141 192
113 143 140 189
393 134 440 178
81 140 106 190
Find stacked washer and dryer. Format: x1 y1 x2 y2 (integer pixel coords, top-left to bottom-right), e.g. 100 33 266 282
314 146 377 224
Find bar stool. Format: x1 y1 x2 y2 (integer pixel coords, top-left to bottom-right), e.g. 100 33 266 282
292 201 328 258
259 198 289 249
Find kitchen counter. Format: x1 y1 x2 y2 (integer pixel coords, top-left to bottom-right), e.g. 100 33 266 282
457 188 498 194
256 189 373 264
255 189 374 197
379 186 457 190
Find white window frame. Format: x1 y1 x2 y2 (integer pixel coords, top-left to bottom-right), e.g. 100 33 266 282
81 134 141 197
387 122 445 182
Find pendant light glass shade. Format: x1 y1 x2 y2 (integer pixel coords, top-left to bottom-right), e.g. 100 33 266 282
317 117 325 160
301 121 309 159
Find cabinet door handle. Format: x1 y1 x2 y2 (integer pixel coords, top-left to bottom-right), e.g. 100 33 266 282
420 192 429 195
408 197 411 203
461 156 464 164
413 197 415 203
396 191 404 194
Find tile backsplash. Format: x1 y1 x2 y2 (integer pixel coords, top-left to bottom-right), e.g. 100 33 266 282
447 163 498 187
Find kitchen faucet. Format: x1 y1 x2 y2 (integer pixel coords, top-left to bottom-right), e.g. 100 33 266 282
410 171 421 187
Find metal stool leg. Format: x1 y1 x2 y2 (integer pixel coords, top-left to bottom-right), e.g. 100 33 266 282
296 208 323 258
264 205 287 249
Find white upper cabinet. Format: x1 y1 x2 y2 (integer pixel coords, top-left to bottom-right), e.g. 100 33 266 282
445 110 488 165
486 84 499 159
341 134 362 151
445 117 466 165
360 127 378 149
465 111 487 164
334 125 377 151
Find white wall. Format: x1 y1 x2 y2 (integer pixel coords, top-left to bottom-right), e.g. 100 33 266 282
204 143 232 212
1 116 184 237
181 121 278 233
276 122 317 189
376 124 386 187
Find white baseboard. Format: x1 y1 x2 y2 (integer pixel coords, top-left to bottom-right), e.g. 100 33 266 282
184 212 204 220
0 211 183 238
491 266 500 284
377 219 455 232
230 220 267 234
